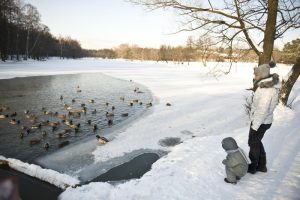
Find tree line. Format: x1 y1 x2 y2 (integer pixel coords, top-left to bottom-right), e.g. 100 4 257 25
85 38 299 65
0 0 83 61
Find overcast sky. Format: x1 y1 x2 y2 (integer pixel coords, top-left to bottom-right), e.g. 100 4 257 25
25 0 300 50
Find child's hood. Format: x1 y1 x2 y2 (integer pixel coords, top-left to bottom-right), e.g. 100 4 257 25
222 137 238 151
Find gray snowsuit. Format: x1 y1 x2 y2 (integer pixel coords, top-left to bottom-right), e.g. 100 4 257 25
222 137 249 183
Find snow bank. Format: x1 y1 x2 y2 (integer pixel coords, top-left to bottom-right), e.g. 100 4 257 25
0 156 80 189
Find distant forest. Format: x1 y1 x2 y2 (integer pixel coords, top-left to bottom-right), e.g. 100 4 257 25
1 0 298 64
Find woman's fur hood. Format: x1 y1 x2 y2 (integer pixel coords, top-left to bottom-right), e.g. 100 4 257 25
259 73 280 88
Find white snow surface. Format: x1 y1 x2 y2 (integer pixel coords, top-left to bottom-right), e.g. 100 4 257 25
0 156 79 189
0 58 299 199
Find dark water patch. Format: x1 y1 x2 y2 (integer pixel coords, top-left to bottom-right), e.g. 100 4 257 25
0 168 62 200
92 153 159 183
159 137 182 147
0 73 152 162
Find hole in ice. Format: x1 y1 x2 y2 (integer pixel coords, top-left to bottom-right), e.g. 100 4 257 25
159 137 182 147
91 153 159 182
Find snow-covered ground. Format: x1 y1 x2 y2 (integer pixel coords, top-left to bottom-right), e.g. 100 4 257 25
0 58 299 199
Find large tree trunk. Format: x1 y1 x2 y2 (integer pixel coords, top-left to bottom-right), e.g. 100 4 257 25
280 57 300 105
258 0 278 65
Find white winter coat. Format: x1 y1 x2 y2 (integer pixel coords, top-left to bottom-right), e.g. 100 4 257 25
250 76 280 131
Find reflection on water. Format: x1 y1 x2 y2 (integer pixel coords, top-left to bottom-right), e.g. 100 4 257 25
0 73 152 162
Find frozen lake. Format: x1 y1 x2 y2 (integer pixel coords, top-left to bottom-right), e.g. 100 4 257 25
0 72 152 164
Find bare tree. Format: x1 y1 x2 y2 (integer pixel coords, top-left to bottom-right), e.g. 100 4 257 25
22 3 40 60
130 0 300 104
194 35 214 66
280 57 300 106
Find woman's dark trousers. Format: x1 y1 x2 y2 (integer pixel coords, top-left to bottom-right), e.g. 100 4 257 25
248 124 271 173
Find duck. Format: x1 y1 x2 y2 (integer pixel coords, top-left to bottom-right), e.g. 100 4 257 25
111 106 115 111
129 102 133 106
81 107 87 113
29 117 37 124
81 103 86 107
64 129 73 133
31 123 42 129
21 125 28 130
30 139 41 146
63 119 73 126
25 114 37 123
24 128 31 135
108 119 113 125
121 113 128 117
25 113 35 119
96 135 109 144
106 112 114 117
69 123 80 129
42 131 47 137
10 112 17 117
47 120 60 127
64 103 70 109
44 110 53 115
57 131 70 138
89 99 95 103
58 141 70 148
54 112 66 119
0 105 9 111
134 87 139 93
132 99 139 103
66 106 72 110
93 124 98 131
10 119 20 125
44 143 50 150
77 89 82 93
105 102 109 106
72 99 76 103
92 109 97 114
21 126 30 135
24 110 29 114
0 114 9 119
166 103 172 106
86 119 92 125
60 95 63 100
120 97 125 101
68 111 81 118
19 132 25 139
41 107 46 111
139 102 143 105
146 102 153 108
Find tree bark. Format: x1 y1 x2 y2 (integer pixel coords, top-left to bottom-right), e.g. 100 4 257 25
258 0 278 65
280 57 300 105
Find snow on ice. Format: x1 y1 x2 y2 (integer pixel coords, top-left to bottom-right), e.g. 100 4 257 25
0 156 79 189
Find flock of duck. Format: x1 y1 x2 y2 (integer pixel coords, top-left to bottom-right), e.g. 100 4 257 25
0 86 153 151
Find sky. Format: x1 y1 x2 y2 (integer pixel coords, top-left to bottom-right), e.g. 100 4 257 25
25 0 300 50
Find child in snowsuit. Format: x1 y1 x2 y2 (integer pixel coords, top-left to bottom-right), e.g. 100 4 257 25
222 137 249 184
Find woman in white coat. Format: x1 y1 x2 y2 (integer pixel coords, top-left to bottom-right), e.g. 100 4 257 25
248 62 280 174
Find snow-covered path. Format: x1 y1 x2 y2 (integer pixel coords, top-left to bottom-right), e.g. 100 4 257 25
0 58 299 199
